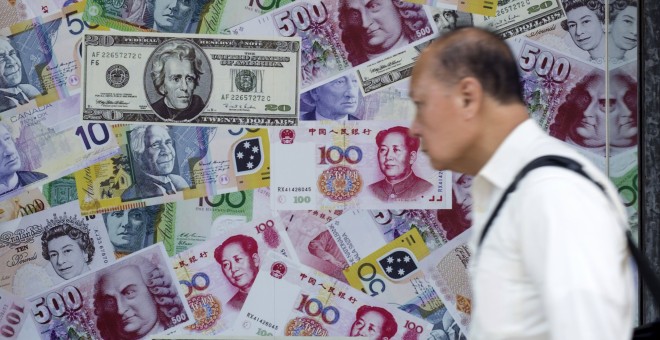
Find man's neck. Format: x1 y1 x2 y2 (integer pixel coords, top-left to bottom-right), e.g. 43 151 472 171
386 170 413 185
316 108 348 121
144 172 170 183
0 86 21 94
0 172 19 193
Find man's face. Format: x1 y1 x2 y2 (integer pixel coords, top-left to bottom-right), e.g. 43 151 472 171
377 132 414 182
153 0 194 33
434 10 457 34
345 0 404 54
47 235 87 280
141 126 175 176
0 39 23 88
106 209 148 252
611 7 637 51
313 76 359 120
97 266 159 338
162 57 196 110
0 125 20 180
350 310 385 339
566 7 604 52
576 78 608 148
220 241 258 292
609 77 637 148
454 173 473 211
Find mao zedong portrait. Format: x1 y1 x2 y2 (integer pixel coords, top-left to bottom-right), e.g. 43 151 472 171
349 305 398 340
0 123 47 197
338 0 429 65
93 257 186 340
41 221 95 280
213 234 260 312
368 126 432 201
149 40 206 121
103 206 158 255
301 75 361 121
121 125 190 201
0 36 40 113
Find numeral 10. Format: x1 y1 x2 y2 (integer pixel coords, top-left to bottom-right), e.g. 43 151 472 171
318 146 363 165
0 303 24 337
519 44 570 82
295 294 340 324
274 2 328 37
75 123 110 150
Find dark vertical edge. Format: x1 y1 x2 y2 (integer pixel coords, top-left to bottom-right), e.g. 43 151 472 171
639 0 660 323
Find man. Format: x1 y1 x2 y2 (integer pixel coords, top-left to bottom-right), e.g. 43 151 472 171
409 27 633 339
149 40 206 121
0 37 40 113
121 125 189 201
213 234 260 311
349 305 397 340
103 206 158 254
0 123 46 196
436 173 472 240
561 0 606 60
301 75 361 121
433 9 458 34
152 0 198 33
93 260 186 340
368 126 432 201
308 229 349 269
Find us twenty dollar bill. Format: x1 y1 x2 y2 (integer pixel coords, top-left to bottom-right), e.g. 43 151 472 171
81 31 300 127
271 122 450 210
27 243 193 340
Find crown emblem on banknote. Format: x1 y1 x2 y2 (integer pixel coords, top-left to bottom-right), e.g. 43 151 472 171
44 212 89 232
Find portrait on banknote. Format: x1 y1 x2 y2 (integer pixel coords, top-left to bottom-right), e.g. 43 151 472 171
0 36 41 113
146 39 211 122
213 234 260 312
431 8 473 35
40 214 95 280
338 0 430 66
308 230 349 269
368 126 433 202
348 305 398 339
548 68 637 155
608 0 637 63
0 122 47 197
560 0 606 61
103 205 160 256
437 173 473 241
300 75 363 121
122 125 191 201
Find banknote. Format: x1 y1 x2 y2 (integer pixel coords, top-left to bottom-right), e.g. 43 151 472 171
271 122 451 210
26 243 193 340
0 94 119 201
0 288 29 340
344 228 467 339
298 69 416 122
278 210 348 282
0 200 116 297
234 251 433 338
229 0 437 90
419 229 472 333
155 337 364 340
0 2 106 114
405 0 498 16
610 148 638 239
198 0 297 34
472 0 564 39
42 174 78 207
0 189 49 222
74 125 270 216
81 31 300 127
171 215 290 335
0 0 74 30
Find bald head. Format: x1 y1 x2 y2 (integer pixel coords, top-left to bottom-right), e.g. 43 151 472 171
421 27 524 104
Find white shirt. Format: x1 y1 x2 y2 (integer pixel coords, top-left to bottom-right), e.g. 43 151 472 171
468 119 634 340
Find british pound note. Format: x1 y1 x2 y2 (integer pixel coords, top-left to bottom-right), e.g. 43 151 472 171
271 122 450 210
473 0 564 39
74 125 270 216
229 0 437 90
0 200 116 297
419 229 472 333
0 189 49 222
26 243 193 340
0 94 119 201
344 228 467 339
82 31 300 127
0 2 106 114
171 215 290 335
234 251 433 339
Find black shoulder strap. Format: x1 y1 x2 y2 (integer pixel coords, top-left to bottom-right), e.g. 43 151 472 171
477 155 660 307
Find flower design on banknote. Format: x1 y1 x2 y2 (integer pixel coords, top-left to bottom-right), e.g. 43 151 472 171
302 40 332 85
317 165 362 202
186 294 222 331
285 316 328 336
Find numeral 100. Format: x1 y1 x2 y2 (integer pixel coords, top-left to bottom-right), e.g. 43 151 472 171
32 286 83 324
404 320 425 334
318 146 363 165
295 294 340 325
1 303 24 337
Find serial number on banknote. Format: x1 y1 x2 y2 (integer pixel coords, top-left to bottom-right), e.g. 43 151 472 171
226 94 272 101
277 186 313 192
91 51 143 59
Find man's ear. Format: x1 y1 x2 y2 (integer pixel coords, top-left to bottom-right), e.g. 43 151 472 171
409 150 417 164
457 77 482 118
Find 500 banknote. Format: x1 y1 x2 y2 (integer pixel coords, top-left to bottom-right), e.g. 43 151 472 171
81 31 300 127
0 94 119 202
271 122 450 210
74 124 270 216
26 243 193 340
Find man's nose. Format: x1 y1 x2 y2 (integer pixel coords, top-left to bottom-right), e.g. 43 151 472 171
116 298 130 315
360 10 373 28
179 80 189 91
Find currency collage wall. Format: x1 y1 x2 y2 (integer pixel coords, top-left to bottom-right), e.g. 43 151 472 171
0 0 639 339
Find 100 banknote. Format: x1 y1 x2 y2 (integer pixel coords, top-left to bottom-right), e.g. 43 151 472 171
81 31 300 127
